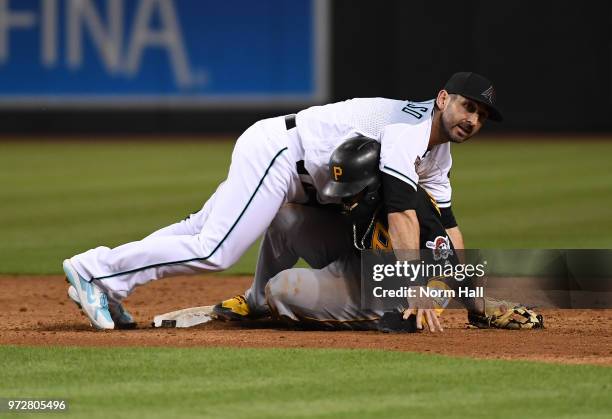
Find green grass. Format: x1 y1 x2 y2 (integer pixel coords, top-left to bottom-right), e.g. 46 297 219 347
451 139 612 247
0 141 257 274
1 139 612 275
1 346 610 419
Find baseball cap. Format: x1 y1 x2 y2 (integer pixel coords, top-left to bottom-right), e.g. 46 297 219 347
444 72 503 122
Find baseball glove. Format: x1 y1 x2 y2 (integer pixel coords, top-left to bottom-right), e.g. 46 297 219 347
467 297 544 330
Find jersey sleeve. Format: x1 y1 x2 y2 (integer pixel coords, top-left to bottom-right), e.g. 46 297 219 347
379 124 428 192
440 206 457 229
419 143 453 208
382 172 417 212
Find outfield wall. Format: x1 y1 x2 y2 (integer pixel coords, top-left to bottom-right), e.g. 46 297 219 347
0 0 609 134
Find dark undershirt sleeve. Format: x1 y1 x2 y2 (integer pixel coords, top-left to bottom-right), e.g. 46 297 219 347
440 206 458 229
382 172 417 213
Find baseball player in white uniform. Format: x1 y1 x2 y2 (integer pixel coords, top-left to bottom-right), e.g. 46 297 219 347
63 72 502 330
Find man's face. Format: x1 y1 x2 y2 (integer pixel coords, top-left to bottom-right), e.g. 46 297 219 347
438 93 488 143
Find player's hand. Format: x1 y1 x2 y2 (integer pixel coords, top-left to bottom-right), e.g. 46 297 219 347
404 286 443 332
403 308 443 332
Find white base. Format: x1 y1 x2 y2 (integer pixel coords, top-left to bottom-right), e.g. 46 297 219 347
152 305 215 328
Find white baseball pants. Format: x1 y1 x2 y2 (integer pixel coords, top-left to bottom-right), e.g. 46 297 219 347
70 116 304 300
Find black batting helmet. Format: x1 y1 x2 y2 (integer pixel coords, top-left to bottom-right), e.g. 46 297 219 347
322 136 381 207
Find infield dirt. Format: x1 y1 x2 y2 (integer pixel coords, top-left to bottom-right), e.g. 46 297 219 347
1 275 611 366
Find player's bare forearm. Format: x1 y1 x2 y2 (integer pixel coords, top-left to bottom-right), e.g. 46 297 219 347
446 226 464 249
388 210 420 252
389 211 443 332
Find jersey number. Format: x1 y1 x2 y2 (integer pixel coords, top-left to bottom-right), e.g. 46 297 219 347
401 103 428 119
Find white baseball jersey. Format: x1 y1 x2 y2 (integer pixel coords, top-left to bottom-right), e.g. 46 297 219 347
295 98 452 207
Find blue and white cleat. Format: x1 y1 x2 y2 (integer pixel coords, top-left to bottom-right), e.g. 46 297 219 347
62 259 114 330
67 285 136 330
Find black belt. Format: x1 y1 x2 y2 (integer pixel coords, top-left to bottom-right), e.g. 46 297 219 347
285 114 296 130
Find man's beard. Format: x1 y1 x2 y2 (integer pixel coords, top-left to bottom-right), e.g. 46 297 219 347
443 118 472 143
440 117 457 143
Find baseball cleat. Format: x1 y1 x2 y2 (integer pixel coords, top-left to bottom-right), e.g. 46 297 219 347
67 285 136 329
213 295 251 321
62 259 114 330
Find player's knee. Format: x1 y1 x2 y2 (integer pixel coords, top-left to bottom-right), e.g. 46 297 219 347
198 250 239 271
265 268 316 308
211 260 233 271
265 271 291 305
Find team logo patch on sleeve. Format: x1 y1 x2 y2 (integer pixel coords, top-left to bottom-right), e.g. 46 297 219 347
425 236 453 261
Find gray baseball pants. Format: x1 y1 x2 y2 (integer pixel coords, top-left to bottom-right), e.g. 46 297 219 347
244 204 382 330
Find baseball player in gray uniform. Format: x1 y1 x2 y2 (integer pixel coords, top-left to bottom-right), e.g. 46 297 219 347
214 137 462 331
64 72 501 330
216 138 544 332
